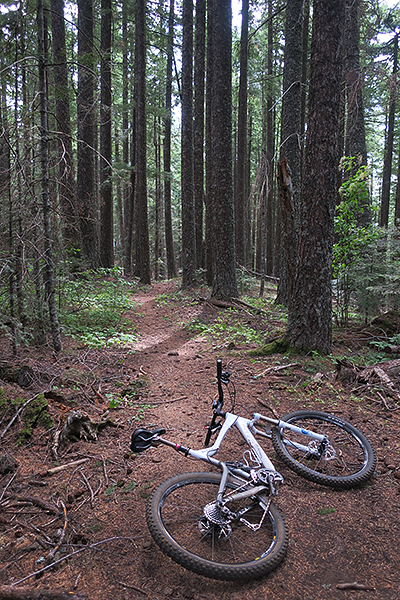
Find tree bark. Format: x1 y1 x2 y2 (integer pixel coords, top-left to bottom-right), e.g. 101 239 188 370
163 0 176 279
38 0 62 352
194 0 206 270
344 0 370 225
100 0 114 268
204 0 214 286
235 0 249 267
210 0 238 299
134 0 151 284
266 0 275 277
77 0 98 266
286 0 345 354
181 0 196 288
380 33 398 228
50 0 78 250
275 0 303 307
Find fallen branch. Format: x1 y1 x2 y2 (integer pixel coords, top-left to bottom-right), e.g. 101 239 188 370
0 586 84 600
336 582 375 591
11 536 139 587
254 363 298 379
6 495 60 515
256 398 279 419
39 458 90 477
0 394 42 440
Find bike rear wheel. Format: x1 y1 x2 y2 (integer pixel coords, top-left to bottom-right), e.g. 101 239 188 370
146 471 288 581
271 411 376 488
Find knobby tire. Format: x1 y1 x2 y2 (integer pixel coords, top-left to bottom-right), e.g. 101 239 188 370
271 411 376 489
146 471 288 581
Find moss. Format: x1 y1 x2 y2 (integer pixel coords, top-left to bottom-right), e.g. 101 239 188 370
248 338 290 356
9 394 54 445
121 375 150 398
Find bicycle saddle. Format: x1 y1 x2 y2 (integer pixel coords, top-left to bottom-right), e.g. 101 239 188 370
130 428 166 453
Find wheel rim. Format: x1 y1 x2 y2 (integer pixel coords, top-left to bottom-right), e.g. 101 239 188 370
158 478 279 566
279 415 368 478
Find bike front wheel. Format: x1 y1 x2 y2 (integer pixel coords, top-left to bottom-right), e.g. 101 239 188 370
271 411 376 489
146 471 288 581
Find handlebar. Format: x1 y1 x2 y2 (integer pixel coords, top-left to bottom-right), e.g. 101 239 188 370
130 360 231 452
205 359 230 446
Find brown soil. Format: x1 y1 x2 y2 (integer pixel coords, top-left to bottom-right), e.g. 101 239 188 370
0 280 399 600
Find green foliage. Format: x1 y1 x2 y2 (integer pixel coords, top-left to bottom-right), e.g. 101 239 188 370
189 315 262 347
59 268 138 348
333 160 379 325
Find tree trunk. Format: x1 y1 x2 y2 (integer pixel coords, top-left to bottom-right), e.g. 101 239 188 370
194 0 206 270
286 0 345 354
210 0 237 299
0 89 16 354
38 0 62 352
50 0 78 250
163 0 176 279
204 0 214 286
275 0 303 307
181 0 196 288
380 33 398 228
134 0 151 284
77 0 98 266
344 0 370 225
154 114 162 280
266 0 275 277
395 134 400 226
100 0 114 268
235 0 249 268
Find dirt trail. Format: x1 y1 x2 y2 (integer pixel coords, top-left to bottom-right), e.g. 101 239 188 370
0 281 399 600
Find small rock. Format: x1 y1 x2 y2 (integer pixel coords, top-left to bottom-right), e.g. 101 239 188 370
163 587 174 597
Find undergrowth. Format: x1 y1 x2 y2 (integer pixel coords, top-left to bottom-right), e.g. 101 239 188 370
59 268 138 348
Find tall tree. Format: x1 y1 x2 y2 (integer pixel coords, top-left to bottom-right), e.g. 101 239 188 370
181 0 196 288
235 0 249 268
122 1 134 274
210 0 238 299
163 0 176 279
266 0 275 277
100 0 114 267
194 0 206 270
134 0 151 284
38 0 62 352
344 0 368 169
275 0 304 307
204 0 214 286
344 0 370 225
380 32 398 228
286 0 345 354
77 0 97 266
50 0 78 250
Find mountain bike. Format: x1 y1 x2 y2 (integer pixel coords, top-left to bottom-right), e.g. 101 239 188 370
130 359 376 581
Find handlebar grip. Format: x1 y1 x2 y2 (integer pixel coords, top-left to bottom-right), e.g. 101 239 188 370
204 414 217 447
217 359 223 402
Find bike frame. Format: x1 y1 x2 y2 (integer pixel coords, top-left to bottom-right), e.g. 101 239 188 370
156 410 329 504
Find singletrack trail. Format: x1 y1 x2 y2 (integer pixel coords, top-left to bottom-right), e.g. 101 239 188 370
0 280 398 600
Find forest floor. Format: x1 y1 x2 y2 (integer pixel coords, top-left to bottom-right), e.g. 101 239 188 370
0 279 400 600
